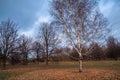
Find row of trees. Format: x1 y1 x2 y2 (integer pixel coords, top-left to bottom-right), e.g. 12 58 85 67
70 37 120 61
0 19 119 70
0 20 59 69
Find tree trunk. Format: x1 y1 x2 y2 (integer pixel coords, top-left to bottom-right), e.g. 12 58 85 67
23 52 28 65
25 53 28 65
36 51 39 63
78 54 83 72
46 43 48 65
79 59 83 72
0 57 1 66
2 55 6 69
46 52 48 65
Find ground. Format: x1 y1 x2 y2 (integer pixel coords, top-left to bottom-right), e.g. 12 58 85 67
0 61 120 80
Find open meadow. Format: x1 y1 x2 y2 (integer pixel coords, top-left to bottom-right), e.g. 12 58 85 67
0 61 120 80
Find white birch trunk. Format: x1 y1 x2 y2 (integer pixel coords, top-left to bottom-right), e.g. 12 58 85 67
79 59 83 72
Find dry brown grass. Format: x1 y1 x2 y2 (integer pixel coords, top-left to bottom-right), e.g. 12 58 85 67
9 68 119 80
0 61 120 80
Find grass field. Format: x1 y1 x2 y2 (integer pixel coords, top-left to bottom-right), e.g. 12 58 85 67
0 61 120 80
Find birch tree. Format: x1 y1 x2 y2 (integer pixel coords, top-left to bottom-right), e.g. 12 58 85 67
50 0 108 72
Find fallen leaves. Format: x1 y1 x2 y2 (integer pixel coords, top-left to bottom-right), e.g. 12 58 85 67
9 68 119 80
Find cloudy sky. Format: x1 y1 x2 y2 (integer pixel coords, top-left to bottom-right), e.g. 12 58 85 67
0 0 51 37
99 0 120 39
0 0 120 39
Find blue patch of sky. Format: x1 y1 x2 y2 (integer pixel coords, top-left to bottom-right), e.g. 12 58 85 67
0 0 49 30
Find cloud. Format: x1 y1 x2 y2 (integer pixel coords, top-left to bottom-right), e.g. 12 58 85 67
99 0 120 24
99 0 115 17
19 15 51 38
18 0 51 38
19 27 35 37
34 16 51 26
99 0 120 39
18 0 120 40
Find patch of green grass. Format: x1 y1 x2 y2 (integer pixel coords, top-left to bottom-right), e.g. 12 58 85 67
39 61 120 71
0 71 21 80
83 61 120 72
36 61 79 69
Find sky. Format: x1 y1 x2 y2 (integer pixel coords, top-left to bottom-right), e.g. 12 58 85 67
0 0 120 39
0 0 51 37
99 0 120 39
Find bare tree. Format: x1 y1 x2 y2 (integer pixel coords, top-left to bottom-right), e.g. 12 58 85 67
38 23 59 65
89 42 104 60
51 0 108 72
18 35 32 65
0 19 18 69
32 40 44 63
107 36 120 60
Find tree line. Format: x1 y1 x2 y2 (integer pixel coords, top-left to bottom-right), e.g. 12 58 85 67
70 37 120 61
0 19 120 70
0 20 59 69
